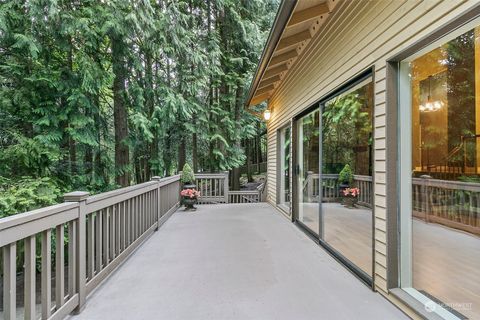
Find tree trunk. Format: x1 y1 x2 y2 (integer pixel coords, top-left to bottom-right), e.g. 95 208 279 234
145 51 157 178
193 130 198 172
112 36 130 187
231 82 243 191
178 137 186 172
246 140 253 182
257 122 263 163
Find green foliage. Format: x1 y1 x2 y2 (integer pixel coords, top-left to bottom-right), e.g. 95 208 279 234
0 177 62 218
0 0 278 217
322 83 373 175
339 164 354 185
181 163 195 184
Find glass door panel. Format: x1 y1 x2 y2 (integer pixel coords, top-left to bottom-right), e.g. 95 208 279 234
296 109 320 234
279 126 291 209
321 79 374 277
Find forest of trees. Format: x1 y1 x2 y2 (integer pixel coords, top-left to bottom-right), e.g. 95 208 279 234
0 0 277 217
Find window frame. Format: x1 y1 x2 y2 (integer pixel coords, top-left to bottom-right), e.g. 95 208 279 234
290 67 376 288
386 4 480 319
276 122 292 215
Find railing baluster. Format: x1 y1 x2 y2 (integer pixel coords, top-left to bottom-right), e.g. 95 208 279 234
121 201 126 251
95 211 102 273
131 197 135 242
139 194 143 234
3 242 16 320
68 220 76 297
56 224 65 309
118 203 122 253
111 205 116 260
25 235 36 320
137 195 141 237
41 229 52 319
143 193 146 230
149 192 153 227
87 214 94 280
104 207 110 265
128 199 133 245
143 193 147 231
209 179 212 198
145 193 148 230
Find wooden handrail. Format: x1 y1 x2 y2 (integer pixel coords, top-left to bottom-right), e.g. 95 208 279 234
0 175 182 320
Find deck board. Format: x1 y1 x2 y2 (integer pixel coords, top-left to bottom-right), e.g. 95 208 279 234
69 203 405 320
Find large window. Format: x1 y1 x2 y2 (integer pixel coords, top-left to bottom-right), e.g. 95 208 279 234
321 78 374 278
399 19 480 320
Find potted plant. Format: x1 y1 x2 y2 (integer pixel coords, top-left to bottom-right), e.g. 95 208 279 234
181 163 196 188
338 163 353 188
180 164 200 210
342 187 360 208
181 188 200 210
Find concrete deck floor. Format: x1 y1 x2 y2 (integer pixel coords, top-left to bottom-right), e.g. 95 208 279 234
69 203 407 320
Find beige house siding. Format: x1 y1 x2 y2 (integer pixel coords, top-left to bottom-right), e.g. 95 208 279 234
265 0 479 314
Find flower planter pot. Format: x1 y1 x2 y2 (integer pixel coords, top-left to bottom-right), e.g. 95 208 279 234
183 183 197 190
343 196 358 209
338 183 350 196
182 196 198 210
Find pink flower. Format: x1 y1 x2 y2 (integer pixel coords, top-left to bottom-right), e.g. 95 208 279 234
343 187 360 197
181 189 200 198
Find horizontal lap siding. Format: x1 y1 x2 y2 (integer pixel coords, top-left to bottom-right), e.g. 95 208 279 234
267 127 277 205
265 0 478 308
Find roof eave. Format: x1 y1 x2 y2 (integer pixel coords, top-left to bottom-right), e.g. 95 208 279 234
245 0 297 108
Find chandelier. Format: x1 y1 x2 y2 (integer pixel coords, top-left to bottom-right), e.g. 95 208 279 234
419 75 444 112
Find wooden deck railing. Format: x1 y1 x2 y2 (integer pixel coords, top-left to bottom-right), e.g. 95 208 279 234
303 173 480 235
195 173 229 204
0 175 181 320
412 176 480 236
195 172 265 204
304 173 373 208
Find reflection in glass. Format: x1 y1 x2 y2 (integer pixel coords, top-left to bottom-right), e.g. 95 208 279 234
405 25 480 319
321 79 373 277
297 110 320 234
279 126 291 209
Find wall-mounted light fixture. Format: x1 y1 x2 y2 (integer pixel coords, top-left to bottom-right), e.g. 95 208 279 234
263 109 271 121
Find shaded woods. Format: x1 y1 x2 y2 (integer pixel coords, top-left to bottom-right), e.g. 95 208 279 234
0 0 277 216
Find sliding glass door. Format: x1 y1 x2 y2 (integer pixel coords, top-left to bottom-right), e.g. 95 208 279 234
320 78 374 278
293 76 374 282
279 126 291 210
296 109 320 235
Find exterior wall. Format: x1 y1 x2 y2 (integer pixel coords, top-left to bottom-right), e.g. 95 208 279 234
265 0 479 317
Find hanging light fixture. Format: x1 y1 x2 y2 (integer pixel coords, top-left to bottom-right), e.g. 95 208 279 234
419 75 444 113
263 109 271 121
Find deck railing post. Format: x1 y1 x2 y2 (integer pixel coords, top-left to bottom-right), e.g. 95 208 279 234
152 176 161 231
419 175 431 223
64 191 90 313
307 171 313 202
224 171 229 203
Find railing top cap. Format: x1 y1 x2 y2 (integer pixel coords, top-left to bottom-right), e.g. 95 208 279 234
64 191 90 202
